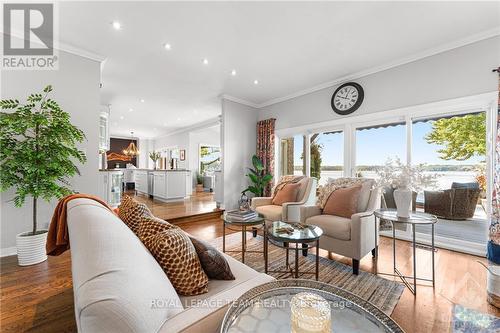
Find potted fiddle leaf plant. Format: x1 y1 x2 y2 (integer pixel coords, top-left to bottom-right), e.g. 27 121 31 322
0 85 86 266
243 155 273 197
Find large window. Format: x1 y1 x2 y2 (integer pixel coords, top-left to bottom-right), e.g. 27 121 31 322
310 131 343 185
355 122 406 179
412 112 486 215
280 135 305 177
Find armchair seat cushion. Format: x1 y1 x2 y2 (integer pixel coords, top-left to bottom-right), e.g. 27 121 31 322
254 205 283 222
305 214 351 241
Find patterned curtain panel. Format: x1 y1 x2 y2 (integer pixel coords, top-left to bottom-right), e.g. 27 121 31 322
488 68 500 264
257 118 276 196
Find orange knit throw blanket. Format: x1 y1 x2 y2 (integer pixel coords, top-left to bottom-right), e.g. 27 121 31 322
46 194 115 256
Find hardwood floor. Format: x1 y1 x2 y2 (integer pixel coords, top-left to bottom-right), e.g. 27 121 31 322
1 212 498 332
131 191 222 221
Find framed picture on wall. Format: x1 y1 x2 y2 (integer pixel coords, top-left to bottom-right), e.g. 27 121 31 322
180 149 186 161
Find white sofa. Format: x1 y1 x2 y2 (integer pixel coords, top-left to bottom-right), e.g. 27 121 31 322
67 198 274 333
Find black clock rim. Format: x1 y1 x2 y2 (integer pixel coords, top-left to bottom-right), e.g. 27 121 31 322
331 82 364 115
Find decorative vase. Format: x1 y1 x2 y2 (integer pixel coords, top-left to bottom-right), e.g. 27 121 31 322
393 186 412 218
16 230 48 266
238 193 250 211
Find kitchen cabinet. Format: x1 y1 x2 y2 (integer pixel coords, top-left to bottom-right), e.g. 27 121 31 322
151 170 189 201
135 170 148 195
98 171 123 207
98 109 110 152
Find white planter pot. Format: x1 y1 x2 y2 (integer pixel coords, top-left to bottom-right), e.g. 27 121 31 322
394 187 412 218
16 230 48 266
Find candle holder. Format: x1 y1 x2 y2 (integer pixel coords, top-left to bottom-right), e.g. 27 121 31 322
291 292 331 333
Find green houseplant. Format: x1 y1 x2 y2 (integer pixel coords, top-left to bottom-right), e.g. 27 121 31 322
243 155 273 197
0 86 86 265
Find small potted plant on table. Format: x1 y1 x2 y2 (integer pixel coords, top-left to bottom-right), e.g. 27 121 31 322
0 86 86 266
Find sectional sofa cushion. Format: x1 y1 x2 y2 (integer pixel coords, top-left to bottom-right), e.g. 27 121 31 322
147 228 209 296
118 195 152 234
190 237 235 280
66 198 183 332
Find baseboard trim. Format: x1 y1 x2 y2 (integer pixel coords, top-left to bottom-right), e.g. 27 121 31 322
1 247 17 258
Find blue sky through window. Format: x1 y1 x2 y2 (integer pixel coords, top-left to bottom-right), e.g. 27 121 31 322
292 118 484 167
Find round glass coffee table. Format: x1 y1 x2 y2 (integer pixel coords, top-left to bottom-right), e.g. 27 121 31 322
266 221 323 280
222 212 266 264
221 279 404 333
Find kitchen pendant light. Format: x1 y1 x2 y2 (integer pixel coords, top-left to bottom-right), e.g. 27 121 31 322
123 132 140 156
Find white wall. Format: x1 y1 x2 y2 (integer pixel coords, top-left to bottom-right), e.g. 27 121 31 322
153 132 190 169
259 36 500 130
0 51 102 254
138 138 154 169
221 99 258 209
189 125 221 187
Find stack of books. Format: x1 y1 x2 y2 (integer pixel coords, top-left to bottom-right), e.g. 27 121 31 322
226 209 258 222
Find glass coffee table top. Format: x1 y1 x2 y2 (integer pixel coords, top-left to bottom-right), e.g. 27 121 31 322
221 280 403 333
267 221 323 243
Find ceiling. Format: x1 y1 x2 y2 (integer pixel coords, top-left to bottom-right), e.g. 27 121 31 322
58 1 500 138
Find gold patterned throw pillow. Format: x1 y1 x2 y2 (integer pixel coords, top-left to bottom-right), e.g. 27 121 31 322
118 195 152 234
138 215 177 248
147 229 209 296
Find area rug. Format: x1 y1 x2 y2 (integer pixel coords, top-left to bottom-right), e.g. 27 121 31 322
452 305 500 333
209 233 404 315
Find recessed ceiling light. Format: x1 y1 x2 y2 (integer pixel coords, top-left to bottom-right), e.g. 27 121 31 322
153 128 157 131
254 80 259 85
163 123 167 126
112 21 121 30
119 116 124 120
231 69 236 76
177 117 181 121
164 43 172 50
140 99 145 103
128 108 133 112
203 58 208 65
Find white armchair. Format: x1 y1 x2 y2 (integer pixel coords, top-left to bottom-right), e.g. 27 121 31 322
251 176 317 224
300 178 381 275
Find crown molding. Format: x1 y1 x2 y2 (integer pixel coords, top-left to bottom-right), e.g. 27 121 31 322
220 94 260 109
2 29 106 63
153 116 221 139
255 27 500 108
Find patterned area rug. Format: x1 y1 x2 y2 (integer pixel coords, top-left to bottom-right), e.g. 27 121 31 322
452 305 500 332
209 233 404 315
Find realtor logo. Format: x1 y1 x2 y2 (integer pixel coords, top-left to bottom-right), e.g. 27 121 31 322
2 2 59 70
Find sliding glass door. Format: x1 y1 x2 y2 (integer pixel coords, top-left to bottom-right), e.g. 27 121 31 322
279 135 306 177
354 122 406 179
309 131 344 185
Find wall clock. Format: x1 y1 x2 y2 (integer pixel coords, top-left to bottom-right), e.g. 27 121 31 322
331 82 364 115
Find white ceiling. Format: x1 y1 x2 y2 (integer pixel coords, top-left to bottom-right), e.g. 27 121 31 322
58 1 500 138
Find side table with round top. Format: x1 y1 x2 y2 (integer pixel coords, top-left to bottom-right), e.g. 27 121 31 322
374 208 437 295
266 221 323 280
221 212 266 264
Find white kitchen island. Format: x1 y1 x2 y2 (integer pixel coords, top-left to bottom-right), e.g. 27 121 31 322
134 169 191 202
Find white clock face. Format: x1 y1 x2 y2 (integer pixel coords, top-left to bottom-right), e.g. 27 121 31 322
333 85 359 111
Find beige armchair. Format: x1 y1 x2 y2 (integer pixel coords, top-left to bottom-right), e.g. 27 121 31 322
300 178 381 275
251 176 317 224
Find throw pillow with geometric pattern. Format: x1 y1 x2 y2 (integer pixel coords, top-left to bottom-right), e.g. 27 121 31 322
138 215 177 248
147 228 209 296
118 195 152 234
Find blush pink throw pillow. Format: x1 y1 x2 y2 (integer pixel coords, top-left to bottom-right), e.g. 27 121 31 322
322 184 362 218
272 183 301 206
